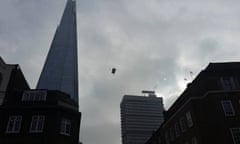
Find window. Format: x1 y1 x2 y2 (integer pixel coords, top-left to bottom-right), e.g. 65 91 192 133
158 136 162 144
6 116 22 133
0 72 2 86
30 115 45 133
165 130 170 144
180 117 187 132
22 90 47 101
186 111 193 127
169 127 175 141
221 100 235 116
230 128 240 144
220 77 237 90
192 137 198 144
175 122 181 137
60 118 71 136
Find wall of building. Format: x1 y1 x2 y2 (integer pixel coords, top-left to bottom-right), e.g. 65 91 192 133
145 62 240 144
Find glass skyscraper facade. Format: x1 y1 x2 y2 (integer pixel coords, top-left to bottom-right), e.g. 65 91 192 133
37 0 79 105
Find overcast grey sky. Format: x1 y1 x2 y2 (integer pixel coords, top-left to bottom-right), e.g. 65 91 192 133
1 0 240 144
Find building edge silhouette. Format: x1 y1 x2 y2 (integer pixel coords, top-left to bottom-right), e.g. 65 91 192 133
145 62 240 144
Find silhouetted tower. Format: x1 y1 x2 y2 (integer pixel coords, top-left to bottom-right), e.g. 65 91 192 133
120 91 164 144
37 0 79 106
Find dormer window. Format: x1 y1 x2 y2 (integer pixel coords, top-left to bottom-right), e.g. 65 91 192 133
22 91 47 101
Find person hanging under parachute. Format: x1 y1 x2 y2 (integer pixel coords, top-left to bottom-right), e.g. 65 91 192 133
111 68 116 74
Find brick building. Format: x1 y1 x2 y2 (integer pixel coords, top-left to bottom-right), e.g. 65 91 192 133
146 62 240 144
0 58 81 144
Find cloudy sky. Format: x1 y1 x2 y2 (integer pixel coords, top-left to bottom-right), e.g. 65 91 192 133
1 0 240 144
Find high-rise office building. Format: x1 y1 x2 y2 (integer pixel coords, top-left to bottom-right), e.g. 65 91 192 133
0 0 81 143
120 91 164 144
37 0 79 106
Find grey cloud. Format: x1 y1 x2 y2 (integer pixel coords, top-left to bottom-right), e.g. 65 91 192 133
2 0 240 144
81 123 120 144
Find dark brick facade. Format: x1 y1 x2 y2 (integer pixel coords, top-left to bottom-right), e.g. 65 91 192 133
146 62 240 144
0 90 81 144
0 58 81 144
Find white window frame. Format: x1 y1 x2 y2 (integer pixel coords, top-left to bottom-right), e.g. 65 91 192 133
60 118 71 136
221 100 235 116
186 111 193 128
230 128 240 144
6 116 22 133
29 115 45 133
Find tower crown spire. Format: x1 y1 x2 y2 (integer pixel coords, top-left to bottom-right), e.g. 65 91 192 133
37 0 78 106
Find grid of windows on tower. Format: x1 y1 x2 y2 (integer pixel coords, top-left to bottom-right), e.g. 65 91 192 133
60 118 71 136
22 90 47 101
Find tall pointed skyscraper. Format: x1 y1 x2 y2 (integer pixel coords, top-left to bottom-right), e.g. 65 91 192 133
0 1 81 144
37 0 79 105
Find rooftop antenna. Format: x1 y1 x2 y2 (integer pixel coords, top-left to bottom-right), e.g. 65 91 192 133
189 71 194 80
184 77 188 82
142 90 156 97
